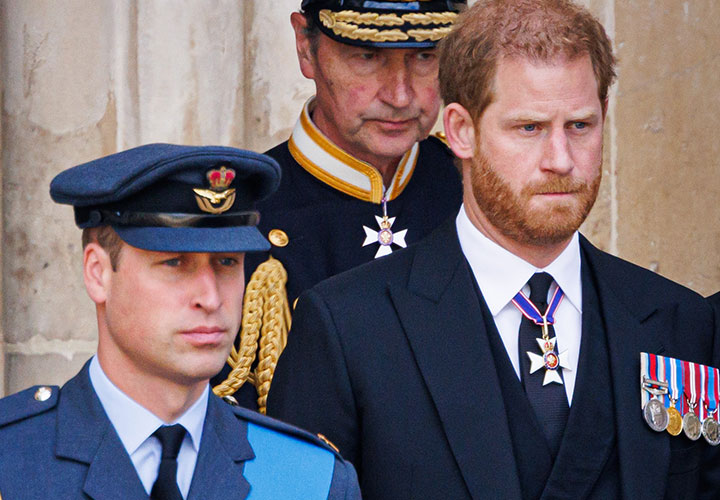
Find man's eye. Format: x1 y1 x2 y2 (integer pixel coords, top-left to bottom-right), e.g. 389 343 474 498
162 258 181 267
572 122 587 129
522 124 537 132
416 52 435 61
358 52 376 61
218 257 239 267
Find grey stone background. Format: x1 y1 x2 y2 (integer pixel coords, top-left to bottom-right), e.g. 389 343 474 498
1 0 718 396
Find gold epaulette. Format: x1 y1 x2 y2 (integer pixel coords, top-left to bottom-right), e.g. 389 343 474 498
213 255 291 414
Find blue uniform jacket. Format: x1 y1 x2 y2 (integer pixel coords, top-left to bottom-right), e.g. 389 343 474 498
0 363 361 500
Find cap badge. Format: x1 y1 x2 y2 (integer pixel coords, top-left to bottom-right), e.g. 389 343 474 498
193 166 237 214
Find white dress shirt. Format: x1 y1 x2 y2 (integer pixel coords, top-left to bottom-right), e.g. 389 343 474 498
89 356 208 498
456 205 583 404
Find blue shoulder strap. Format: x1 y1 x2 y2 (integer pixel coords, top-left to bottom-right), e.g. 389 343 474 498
244 422 335 499
0 385 59 427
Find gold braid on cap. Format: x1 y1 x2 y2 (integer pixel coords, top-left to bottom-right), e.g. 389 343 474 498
407 26 452 42
213 256 291 414
330 22 409 42
318 9 457 43
332 10 405 26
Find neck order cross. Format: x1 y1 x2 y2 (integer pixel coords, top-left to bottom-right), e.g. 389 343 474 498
512 272 570 386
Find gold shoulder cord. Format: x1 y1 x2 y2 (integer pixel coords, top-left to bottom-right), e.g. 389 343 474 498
213 256 291 414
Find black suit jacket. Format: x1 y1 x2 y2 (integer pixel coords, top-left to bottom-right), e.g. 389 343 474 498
268 219 720 500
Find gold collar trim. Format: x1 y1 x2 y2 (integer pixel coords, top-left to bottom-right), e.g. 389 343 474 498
288 98 418 204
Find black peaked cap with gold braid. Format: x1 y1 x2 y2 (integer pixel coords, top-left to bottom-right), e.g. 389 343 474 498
302 0 467 48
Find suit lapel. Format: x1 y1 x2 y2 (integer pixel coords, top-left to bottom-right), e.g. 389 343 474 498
389 220 522 500
542 259 616 500
580 238 670 499
187 396 254 500
55 363 149 500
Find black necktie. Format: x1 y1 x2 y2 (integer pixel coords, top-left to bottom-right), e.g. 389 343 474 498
151 424 186 500
518 272 569 458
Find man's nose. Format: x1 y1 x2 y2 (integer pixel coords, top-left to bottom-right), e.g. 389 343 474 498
192 265 222 312
379 62 413 109
542 128 574 174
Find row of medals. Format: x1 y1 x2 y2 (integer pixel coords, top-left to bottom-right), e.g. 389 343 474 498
642 377 720 445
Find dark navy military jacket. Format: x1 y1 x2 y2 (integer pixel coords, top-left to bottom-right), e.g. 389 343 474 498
245 135 462 303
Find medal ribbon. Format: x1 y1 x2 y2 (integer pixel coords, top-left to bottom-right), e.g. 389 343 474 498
642 353 668 405
713 367 720 419
706 364 717 419
664 355 675 409
641 352 650 408
649 353 658 392
657 355 667 407
696 362 703 419
700 364 708 420
675 357 686 415
511 285 564 325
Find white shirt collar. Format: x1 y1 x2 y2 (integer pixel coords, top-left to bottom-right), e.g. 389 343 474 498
456 204 582 315
287 97 419 203
89 356 208 455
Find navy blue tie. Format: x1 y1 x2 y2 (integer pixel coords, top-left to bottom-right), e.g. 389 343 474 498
151 424 186 500
518 273 569 458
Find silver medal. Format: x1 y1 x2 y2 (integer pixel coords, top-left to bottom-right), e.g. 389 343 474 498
682 411 702 441
643 398 669 432
702 417 720 446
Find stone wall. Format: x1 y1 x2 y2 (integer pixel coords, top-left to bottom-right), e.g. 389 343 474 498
1 0 718 395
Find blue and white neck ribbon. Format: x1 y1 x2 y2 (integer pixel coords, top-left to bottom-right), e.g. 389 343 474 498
511 286 564 326
512 284 569 385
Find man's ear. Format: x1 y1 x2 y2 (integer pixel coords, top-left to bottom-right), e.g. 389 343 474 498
290 12 316 80
443 103 476 160
83 243 113 305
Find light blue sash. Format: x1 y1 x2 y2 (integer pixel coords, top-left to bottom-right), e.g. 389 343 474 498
244 422 334 499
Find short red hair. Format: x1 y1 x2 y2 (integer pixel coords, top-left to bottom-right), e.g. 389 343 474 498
439 0 616 120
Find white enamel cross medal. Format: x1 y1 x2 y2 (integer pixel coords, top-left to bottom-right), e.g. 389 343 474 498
527 326 571 386
512 287 570 386
362 197 407 258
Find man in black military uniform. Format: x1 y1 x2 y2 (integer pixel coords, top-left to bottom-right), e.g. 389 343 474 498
215 0 467 411
0 144 360 500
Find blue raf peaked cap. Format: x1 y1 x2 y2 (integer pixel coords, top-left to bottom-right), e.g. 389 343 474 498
50 143 281 253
